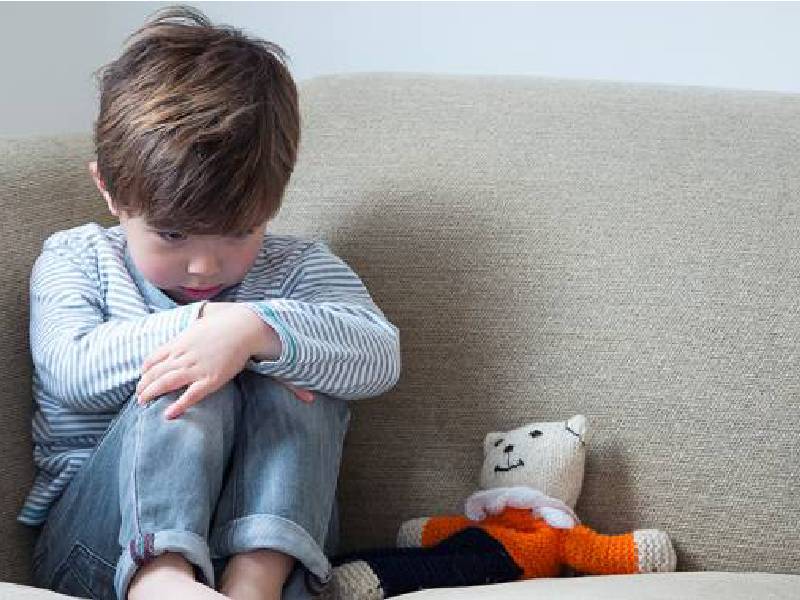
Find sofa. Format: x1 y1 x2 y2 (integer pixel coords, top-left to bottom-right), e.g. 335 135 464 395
0 72 798 598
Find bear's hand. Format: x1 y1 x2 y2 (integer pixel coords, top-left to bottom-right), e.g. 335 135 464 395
396 517 429 547
633 529 677 573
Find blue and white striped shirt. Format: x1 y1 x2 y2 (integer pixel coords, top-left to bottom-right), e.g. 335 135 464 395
18 222 401 526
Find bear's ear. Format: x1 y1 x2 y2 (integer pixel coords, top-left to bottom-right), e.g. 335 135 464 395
483 431 504 454
566 414 591 446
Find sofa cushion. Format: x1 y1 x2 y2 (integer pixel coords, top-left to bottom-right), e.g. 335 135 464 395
0 582 80 598
270 73 800 574
4 572 798 599
1 74 798 586
394 572 800 599
0 133 115 585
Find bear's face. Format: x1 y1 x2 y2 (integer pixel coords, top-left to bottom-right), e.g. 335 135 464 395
480 414 589 508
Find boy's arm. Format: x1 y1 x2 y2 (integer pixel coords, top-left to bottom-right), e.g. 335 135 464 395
30 244 205 411
239 241 401 401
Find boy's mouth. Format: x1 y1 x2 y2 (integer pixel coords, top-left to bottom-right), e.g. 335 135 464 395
181 285 223 299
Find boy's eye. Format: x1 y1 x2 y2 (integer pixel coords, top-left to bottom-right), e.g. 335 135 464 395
157 231 188 242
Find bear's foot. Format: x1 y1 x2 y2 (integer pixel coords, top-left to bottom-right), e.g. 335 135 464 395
633 529 677 573
316 561 385 600
396 517 428 547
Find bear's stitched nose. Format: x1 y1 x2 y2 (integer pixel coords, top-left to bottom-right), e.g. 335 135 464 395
504 444 514 453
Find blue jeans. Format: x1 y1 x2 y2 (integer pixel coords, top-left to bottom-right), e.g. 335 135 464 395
30 371 351 600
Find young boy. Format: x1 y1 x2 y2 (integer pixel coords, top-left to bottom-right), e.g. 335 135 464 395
17 6 401 600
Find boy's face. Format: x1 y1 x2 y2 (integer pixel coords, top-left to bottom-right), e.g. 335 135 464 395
90 161 266 304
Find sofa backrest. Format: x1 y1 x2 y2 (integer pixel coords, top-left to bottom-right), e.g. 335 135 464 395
0 134 117 583
1 73 798 583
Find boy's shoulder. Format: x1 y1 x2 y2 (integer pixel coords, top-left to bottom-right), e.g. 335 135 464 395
254 235 343 284
261 233 335 265
38 223 126 284
43 221 123 253
263 232 321 253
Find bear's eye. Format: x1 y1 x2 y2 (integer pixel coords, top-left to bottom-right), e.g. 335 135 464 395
530 430 543 438
493 438 504 447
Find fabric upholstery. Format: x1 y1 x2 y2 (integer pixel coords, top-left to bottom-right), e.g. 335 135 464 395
273 73 800 575
394 572 800 599
0 74 798 596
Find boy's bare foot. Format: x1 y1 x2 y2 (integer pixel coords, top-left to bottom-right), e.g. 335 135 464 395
218 549 295 600
127 551 230 600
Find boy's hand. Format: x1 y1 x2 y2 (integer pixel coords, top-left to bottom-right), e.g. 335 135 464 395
136 302 314 419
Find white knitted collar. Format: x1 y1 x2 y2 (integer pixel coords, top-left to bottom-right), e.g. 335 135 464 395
464 486 580 529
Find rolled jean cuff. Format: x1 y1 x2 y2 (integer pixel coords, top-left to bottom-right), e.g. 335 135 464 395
209 513 332 589
115 529 214 599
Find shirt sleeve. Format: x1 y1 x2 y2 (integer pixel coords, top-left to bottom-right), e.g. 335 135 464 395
240 241 401 401
29 242 207 412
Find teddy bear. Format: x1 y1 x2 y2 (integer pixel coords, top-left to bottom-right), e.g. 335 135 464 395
317 415 676 599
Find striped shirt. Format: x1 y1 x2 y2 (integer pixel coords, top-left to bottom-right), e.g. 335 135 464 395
17 222 401 527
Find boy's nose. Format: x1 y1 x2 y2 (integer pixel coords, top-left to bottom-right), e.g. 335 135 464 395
187 255 222 277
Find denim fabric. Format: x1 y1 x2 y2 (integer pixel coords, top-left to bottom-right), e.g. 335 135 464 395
31 372 350 600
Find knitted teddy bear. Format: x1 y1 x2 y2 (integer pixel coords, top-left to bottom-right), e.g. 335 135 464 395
318 415 676 599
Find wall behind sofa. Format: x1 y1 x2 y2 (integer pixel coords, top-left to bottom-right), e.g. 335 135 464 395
0 1 797 137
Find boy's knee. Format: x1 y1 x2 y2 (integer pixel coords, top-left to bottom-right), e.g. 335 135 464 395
138 379 241 428
238 372 350 432
237 371 297 405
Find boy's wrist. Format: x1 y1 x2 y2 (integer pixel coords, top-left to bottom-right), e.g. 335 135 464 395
200 302 283 361
232 304 283 361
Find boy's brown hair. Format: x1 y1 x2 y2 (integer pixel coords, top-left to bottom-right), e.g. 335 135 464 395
92 4 300 234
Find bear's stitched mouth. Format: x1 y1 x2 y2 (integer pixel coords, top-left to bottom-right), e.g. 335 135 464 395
494 457 524 472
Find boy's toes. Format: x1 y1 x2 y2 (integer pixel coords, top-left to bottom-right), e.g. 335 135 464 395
316 561 384 600
633 529 677 573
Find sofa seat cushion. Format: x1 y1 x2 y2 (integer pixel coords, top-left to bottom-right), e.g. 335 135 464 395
3 571 797 599
395 572 800 599
0 583 79 598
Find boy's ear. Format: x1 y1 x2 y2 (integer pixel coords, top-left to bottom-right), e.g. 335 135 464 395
88 161 103 189
89 161 118 216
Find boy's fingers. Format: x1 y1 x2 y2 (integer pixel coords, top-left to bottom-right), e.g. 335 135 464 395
165 380 206 419
138 369 190 406
141 345 170 373
138 356 193 401
138 356 171 394
281 381 315 403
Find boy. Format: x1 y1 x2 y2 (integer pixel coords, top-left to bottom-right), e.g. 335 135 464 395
18 5 401 600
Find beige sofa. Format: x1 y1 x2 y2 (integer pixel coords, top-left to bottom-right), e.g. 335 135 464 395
1 73 798 598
